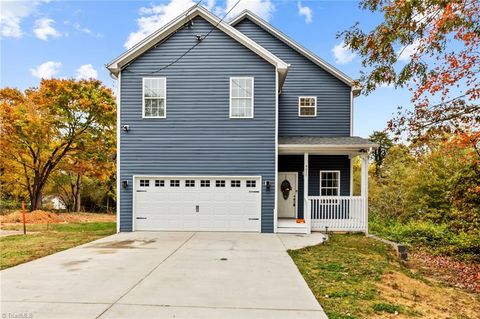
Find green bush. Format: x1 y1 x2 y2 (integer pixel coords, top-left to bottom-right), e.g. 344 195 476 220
370 217 480 262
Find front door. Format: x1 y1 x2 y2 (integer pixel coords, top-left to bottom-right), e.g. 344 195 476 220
278 172 297 218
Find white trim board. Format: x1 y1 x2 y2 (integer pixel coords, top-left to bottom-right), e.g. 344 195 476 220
116 72 121 233
230 10 358 90
106 5 289 92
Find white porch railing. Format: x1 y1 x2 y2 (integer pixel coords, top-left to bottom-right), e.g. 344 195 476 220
306 196 367 232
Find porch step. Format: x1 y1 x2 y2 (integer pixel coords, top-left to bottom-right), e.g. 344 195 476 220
277 226 308 234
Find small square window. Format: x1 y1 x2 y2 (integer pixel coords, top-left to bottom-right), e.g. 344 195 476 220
185 180 195 187
216 180 225 187
320 171 340 196
231 180 241 188
246 180 256 188
155 180 165 187
170 180 180 187
139 179 150 187
200 180 210 187
299 96 317 117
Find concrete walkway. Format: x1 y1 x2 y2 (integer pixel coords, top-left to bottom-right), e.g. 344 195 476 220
0 230 25 237
0 232 327 319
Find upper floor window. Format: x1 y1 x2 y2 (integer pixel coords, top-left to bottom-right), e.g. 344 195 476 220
298 96 317 117
230 77 254 118
320 171 340 196
143 77 166 118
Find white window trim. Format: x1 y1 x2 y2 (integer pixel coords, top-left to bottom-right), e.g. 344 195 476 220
142 77 167 119
319 170 340 196
298 96 317 117
229 77 254 119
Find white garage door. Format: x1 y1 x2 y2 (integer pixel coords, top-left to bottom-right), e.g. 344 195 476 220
134 176 261 232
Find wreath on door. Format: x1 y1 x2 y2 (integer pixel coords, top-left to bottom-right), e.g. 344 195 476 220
280 180 292 200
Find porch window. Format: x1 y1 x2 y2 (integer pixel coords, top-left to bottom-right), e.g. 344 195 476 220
298 96 317 117
143 77 166 118
320 171 340 196
230 77 254 118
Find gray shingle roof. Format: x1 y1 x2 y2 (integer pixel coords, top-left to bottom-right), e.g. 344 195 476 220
279 136 378 148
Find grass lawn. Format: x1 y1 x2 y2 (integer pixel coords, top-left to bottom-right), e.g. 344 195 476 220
0 222 116 270
289 234 480 319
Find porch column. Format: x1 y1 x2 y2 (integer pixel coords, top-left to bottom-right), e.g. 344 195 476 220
360 153 369 234
304 152 311 234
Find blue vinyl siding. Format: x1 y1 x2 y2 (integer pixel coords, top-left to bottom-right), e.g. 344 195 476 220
234 18 351 136
119 16 276 232
278 155 351 218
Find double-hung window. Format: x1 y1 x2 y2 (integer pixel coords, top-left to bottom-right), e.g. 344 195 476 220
143 77 166 118
230 77 254 118
298 96 317 117
320 171 340 196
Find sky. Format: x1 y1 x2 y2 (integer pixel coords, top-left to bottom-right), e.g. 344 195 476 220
0 0 415 138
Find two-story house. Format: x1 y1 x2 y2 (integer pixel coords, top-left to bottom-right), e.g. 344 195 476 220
107 6 376 234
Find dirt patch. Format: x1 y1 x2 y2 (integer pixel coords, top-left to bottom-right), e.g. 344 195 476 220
410 252 480 293
0 210 115 225
89 239 156 249
378 271 480 319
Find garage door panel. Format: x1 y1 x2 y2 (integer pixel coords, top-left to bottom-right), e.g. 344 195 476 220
134 177 261 232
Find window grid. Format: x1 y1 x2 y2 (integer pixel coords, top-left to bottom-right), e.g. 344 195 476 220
200 180 210 187
230 77 254 118
185 180 195 187
320 171 340 196
216 180 225 187
139 179 150 187
231 180 241 188
299 96 317 117
143 78 166 118
246 180 256 188
155 180 165 187
170 180 180 187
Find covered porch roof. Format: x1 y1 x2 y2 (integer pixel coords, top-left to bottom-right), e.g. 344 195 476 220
278 136 378 155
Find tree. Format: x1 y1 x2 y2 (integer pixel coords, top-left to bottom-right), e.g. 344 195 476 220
340 0 479 145
369 131 393 175
0 79 116 211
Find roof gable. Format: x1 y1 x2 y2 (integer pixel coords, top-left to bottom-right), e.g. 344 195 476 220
106 5 289 87
230 10 357 90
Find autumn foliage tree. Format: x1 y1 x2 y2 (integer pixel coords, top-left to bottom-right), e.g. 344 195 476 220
0 79 116 211
340 0 479 151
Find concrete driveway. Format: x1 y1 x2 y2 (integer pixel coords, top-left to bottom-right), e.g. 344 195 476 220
1 232 327 319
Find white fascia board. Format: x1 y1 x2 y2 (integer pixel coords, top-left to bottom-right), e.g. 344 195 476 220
106 5 289 85
230 10 357 88
279 144 378 152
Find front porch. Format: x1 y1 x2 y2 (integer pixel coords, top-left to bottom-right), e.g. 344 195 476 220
276 136 377 234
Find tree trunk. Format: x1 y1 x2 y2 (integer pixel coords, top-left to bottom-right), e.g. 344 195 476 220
30 189 43 211
74 174 82 212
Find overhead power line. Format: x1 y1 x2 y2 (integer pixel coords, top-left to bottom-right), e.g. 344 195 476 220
125 0 242 75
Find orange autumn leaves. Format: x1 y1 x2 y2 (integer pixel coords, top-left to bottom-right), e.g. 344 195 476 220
0 79 116 210
341 0 479 140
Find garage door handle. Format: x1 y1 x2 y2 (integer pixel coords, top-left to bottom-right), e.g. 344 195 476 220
249 191 259 193
248 218 259 220
137 190 147 192
136 217 147 220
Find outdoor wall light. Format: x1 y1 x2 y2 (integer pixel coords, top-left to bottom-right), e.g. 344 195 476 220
122 180 128 189
122 125 129 132
264 180 271 190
